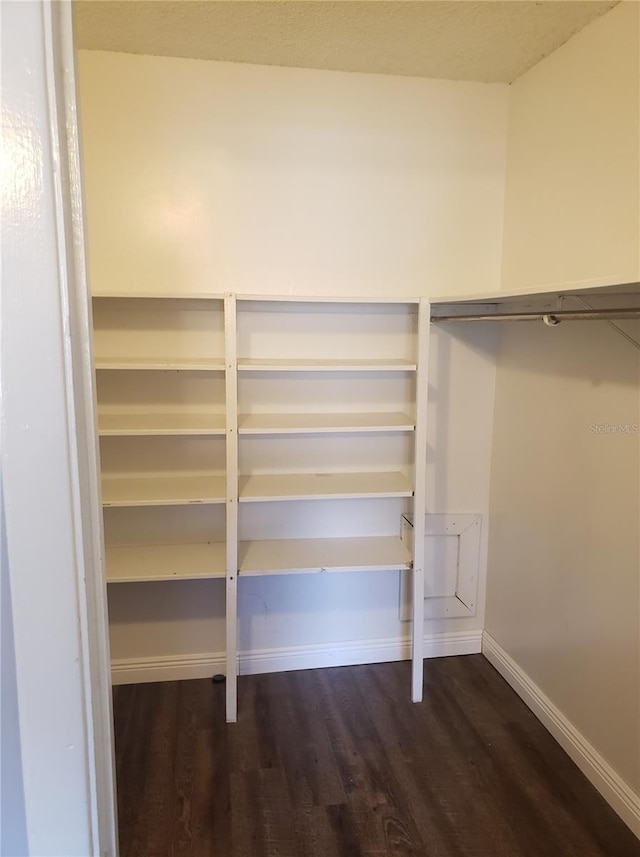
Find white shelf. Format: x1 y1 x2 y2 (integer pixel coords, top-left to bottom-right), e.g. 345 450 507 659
237 358 416 372
93 292 224 302
237 294 420 304
238 412 414 435
102 474 226 507
98 412 226 436
238 536 411 576
92 293 429 721
430 276 639 306
105 542 226 583
95 356 225 371
239 471 413 502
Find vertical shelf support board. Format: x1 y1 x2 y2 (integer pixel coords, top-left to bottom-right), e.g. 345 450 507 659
224 294 239 723
411 298 430 702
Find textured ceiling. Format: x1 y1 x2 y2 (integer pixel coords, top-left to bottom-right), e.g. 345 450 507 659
73 1 619 84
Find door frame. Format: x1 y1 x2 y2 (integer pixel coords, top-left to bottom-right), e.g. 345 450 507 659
48 3 119 851
2 1 118 852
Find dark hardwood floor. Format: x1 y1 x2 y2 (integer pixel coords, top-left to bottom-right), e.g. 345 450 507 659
113 655 639 857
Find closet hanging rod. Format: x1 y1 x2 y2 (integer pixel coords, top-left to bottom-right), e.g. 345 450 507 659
431 308 640 323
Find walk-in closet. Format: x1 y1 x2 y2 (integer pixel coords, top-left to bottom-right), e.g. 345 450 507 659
74 1 640 852
4 2 636 854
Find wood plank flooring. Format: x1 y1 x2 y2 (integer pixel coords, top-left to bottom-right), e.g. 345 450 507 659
113 655 639 857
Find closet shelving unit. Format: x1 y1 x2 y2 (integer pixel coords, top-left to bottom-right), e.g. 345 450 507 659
227 295 430 721
92 279 638 721
92 292 430 722
93 294 228 585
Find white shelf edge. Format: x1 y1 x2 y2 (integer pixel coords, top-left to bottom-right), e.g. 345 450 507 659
95 358 225 371
238 535 412 576
102 497 227 508
105 542 226 583
91 281 638 306
98 412 226 437
237 358 417 372
238 412 415 435
92 292 224 301
238 471 413 503
101 474 226 508
236 294 420 304
99 428 227 437
107 570 225 582
430 276 639 306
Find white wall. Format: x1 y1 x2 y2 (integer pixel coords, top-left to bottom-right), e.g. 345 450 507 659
76 51 508 674
501 1 640 290
488 321 640 787
78 50 508 299
488 0 640 820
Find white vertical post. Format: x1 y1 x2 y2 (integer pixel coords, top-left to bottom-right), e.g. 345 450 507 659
411 298 431 702
224 294 239 722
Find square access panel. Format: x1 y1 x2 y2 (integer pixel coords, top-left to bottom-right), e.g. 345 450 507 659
400 513 481 619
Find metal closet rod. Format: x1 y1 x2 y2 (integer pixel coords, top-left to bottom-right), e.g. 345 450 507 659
431 308 640 323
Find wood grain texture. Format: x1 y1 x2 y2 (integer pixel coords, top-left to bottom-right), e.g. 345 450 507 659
113 656 640 857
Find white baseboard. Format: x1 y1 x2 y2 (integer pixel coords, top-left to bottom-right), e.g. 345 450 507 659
483 631 640 839
111 629 482 685
112 652 227 685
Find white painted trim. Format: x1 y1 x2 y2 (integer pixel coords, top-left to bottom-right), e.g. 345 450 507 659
411 298 430 702
113 652 227 685
112 630 483 685
50 8 118 851
483 632 640 838
3 2 115 853
224 294 239 723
